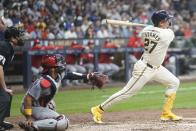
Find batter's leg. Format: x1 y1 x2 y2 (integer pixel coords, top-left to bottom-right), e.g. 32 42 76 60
100 73 149 110
152 66 182 121
91 60 156 123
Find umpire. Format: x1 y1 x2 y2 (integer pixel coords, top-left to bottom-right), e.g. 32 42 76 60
0 26 27 130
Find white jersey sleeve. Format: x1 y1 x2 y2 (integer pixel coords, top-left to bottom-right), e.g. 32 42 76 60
141 26 175 66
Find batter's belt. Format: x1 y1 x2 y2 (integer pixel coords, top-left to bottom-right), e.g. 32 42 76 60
141 57 160 69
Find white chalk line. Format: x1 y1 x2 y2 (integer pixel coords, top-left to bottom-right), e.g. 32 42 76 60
102 87 196 98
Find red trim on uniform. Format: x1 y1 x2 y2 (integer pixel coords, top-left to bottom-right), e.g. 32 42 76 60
40 79 51 89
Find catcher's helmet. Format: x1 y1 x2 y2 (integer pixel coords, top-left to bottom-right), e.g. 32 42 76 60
151 10 173 26
41 54 66 73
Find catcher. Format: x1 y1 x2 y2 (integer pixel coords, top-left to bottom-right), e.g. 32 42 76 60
19 54 108 131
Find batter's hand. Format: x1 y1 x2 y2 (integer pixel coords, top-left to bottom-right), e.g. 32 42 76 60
5 88 13 95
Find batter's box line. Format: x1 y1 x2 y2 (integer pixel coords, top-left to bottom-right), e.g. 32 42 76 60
89 121 123 125
183 117 196 121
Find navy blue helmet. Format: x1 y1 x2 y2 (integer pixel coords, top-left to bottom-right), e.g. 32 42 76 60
151 10 173 26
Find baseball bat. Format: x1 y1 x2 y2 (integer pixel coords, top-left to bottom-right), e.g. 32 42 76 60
102 19 148 27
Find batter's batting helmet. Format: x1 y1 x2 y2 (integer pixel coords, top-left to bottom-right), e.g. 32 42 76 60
151 10 173 26
41 54 66 73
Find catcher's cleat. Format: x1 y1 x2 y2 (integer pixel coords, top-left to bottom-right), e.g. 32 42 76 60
91 106 104 124
18 122 37 131
160 112 183 121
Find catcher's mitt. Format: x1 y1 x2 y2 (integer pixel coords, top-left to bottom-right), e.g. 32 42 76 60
88 72 108 89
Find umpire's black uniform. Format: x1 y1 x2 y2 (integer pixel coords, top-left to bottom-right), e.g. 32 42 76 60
0 26 26 130
0 40 14 124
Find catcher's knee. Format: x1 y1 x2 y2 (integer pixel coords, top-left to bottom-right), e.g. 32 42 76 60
56 115 69 130
47 100 56 111
33 114 69 131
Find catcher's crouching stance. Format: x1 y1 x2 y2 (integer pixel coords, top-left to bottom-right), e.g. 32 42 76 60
19 54 108 131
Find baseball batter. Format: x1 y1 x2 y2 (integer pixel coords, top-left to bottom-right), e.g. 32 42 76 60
91 10 182 123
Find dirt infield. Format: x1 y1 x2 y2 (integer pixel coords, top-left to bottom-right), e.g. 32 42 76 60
7 108 196 131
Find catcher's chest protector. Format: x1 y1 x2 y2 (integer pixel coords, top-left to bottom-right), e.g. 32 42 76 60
38 75 61 106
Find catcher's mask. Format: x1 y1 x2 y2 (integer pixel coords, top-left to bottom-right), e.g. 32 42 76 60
4 26 29 46
41 54 66 74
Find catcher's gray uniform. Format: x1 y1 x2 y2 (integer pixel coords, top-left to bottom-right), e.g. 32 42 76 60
21 74 69 131
21 71 90 131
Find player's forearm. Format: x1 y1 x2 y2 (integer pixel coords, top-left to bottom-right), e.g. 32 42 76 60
64 72 87 80
23 95 33 117
24 95 33 109
0 66 7 89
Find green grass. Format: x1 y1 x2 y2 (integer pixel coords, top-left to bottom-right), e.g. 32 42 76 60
11 82 196 116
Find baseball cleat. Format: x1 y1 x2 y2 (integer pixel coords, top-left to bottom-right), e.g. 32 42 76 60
0 121 14 130
91 106 104 124
18 122 37 131
160 112 183 121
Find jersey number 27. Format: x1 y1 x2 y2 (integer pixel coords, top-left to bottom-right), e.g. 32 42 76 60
144 38 157 53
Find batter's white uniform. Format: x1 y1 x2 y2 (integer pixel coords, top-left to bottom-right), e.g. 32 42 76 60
100 26 180 110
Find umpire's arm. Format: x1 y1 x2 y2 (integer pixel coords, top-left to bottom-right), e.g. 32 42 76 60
0 65 13 95
0 65 6 89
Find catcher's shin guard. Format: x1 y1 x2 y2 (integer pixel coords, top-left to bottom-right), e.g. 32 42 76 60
160 93 182 121
91 105 104 124
33 115 69 131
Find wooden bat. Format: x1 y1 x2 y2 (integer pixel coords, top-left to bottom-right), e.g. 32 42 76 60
102 19 148 27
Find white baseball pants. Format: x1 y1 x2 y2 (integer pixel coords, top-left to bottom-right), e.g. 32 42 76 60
101 60 180 110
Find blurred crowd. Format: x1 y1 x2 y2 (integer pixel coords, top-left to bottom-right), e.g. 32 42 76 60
0 0 196 40
1 0 195 85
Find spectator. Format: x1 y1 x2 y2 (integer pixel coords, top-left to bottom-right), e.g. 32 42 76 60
99 39 120 76
0 18 6 40
75 26 84 38
175 25 185 37
163 55 177 75
30 25 41 39
31 39 43 81
127 29 144 76
80 41 95 73
0 0 195 39
96 25 109 38
64 24 77 39
182 22 193 39
56 23 66 39
64 41 87 85
127 29 144 59
84 24 95 39
66 41 86 74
